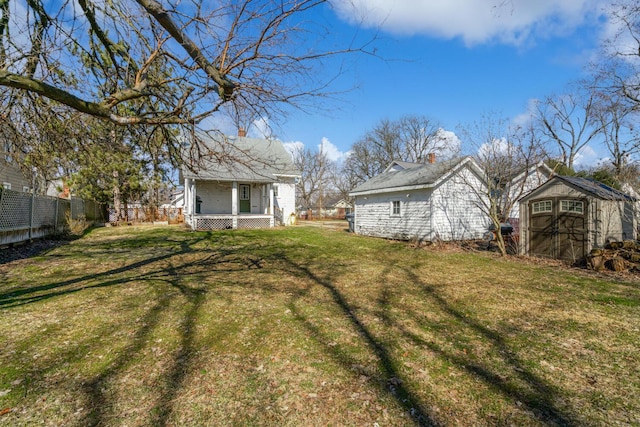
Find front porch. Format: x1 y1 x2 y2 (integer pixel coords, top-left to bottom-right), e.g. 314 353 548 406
184 178 286 230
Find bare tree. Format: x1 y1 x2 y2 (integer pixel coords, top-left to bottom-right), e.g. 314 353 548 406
344 115 450 185
460 114 548 256
591 88 640 180
0 0 369 130
291 144 334 213
535 85 605 170
599 1 640 108
398 115 449 163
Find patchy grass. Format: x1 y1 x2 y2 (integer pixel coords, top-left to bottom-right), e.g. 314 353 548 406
0 224 639 426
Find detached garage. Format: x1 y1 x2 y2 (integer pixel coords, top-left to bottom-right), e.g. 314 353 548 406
519 176 636 261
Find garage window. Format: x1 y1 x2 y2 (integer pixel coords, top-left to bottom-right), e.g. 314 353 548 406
532 200 552 213
391 200 401 216
561 200 583 213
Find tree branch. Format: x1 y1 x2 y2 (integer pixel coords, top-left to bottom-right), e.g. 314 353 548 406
134 0 236 100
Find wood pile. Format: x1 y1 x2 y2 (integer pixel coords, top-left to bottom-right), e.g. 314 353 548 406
586 240 640 272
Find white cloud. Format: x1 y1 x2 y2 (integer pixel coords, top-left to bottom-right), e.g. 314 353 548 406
436 128 462 158
573 145 607 169
319 137 349 163
478 137 511 158
249 117 273 139
511 99 540 128
330 0 606 46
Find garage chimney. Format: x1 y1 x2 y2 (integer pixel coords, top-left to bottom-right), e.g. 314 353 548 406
238 128 246 137
428 153 436 164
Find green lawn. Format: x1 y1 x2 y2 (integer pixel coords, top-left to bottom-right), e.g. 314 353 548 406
0 225 639 426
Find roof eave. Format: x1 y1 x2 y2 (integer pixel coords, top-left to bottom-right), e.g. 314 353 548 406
350 183 434 197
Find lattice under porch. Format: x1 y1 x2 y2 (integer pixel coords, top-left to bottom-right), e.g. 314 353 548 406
193 215 273 230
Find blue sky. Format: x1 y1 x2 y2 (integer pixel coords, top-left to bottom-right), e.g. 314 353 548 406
250 0 614 167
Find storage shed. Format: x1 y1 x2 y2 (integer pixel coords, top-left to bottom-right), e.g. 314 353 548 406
519 176 636 261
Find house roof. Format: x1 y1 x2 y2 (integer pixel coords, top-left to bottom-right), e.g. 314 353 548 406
383 160 424 172
521 175 636 202
509 161 554 184
350 157 478 196
182 134 300 182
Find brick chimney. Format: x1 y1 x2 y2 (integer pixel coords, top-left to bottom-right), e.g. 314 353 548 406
427 153 436 164
238 128 246 137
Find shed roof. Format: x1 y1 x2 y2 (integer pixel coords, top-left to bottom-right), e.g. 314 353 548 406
350 157 476 195
182 133 300 182
521 175 636 202
559 176 636 201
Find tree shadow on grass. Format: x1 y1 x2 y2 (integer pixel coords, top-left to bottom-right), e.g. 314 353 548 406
0 235 215 308
1 233 251 426
77 240 253 426
394 266 579 426
278 254 439 426
277 253 580 426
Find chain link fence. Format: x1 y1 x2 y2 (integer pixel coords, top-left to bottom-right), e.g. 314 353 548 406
0 188 106 246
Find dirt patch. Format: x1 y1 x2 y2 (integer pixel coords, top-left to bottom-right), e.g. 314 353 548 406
0 239 70 265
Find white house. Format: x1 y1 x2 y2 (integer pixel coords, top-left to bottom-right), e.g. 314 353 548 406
182 132 300 230
349 157 490 242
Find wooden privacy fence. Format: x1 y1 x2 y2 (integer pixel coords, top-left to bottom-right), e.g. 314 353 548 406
107 206 184 224
0 189 106 246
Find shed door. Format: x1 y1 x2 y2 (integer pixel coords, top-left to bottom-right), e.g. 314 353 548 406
528 198 587 260
239 184 251 213
556 199 587 260
529 200 554 257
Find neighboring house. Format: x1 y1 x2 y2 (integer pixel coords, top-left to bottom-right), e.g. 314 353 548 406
1 142 31 192
329 198 353 218
183 132 300 230
519 176 636 261
349 157 490 242
308 197 353 219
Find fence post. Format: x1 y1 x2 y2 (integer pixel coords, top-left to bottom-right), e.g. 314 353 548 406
54 197 59 234
29 191 35 240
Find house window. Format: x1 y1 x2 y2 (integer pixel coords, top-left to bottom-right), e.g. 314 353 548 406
561 200 583 213
273 184 279 197
391 200 401 216
240 185 250 200
532 200 551 214
23 186 31 193
2 182 11 190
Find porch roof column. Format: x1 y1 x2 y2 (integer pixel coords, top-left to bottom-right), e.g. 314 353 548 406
269 183 274 215
232 181 238 215
184 178 191 215
191 179 196 215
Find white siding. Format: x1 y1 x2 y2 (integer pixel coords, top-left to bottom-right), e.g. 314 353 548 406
275 179 297 223
355 190 432 240
430 169 489 241
507 167 549 219
196 181 233 214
